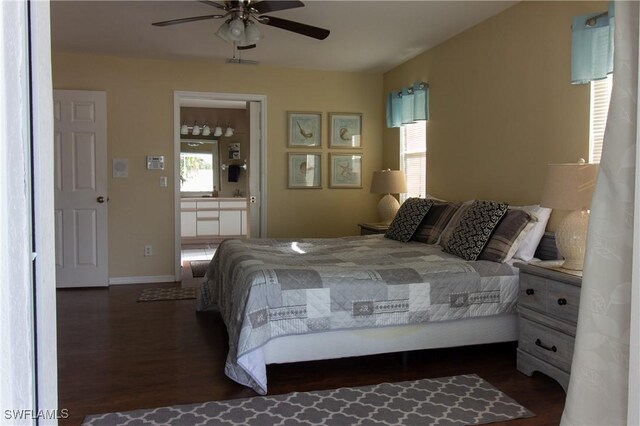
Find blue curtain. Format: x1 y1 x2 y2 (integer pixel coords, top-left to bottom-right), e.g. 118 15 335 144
571 2 615 84
386 82 429 128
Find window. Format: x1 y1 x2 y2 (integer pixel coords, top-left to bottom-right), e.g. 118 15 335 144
399 120 427 202
180 152 214 192
589 74 613 163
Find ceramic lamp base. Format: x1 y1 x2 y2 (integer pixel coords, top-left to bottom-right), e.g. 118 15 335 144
556 209 590 271
377 194 400 225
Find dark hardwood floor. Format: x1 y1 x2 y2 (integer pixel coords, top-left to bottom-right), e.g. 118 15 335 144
57 283 566 425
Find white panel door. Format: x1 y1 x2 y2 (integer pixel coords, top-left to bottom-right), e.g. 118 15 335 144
54 90 108 287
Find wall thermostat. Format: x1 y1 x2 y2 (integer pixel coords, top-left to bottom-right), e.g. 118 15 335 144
146 155 164 170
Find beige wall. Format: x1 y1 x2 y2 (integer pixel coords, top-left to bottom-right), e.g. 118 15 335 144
382 1 606 230
53 53 383 278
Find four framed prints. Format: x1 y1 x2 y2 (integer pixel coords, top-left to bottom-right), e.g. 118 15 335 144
287 111 363 189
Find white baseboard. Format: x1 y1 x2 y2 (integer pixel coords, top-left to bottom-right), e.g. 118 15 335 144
108 275 176 285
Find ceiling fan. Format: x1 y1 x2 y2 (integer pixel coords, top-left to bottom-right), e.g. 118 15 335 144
152 0 330 50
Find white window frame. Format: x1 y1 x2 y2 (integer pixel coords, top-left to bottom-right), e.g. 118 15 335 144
399 120 427 203
589 74 613 164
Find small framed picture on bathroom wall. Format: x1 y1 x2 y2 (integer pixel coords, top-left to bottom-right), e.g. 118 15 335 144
228 143 240 159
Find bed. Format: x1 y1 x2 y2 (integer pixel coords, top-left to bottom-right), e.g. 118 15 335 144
196 199 554 394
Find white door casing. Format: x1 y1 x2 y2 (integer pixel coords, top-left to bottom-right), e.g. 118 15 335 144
54 90 108 287
248 101 262 238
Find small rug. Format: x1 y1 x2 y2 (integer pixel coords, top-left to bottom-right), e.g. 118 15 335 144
189 260 211 278
136 287 196 302
82 374 533 425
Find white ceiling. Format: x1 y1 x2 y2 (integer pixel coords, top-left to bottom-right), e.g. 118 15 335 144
50 0 516 73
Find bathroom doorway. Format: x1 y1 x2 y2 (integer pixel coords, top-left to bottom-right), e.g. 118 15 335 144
173 91 267 282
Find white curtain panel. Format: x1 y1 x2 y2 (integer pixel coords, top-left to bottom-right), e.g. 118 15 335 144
561 2 639 425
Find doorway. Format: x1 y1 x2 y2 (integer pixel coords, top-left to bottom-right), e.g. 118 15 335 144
173 91 267 282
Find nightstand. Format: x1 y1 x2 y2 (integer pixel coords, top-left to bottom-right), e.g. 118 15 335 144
358 222 389 235
513 261 582 392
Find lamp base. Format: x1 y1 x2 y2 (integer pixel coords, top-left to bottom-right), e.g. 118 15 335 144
556 209 590 271
377 194 400 225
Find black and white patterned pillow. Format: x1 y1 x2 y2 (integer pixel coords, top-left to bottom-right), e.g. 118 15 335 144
443 200 509 260
385 198 434 242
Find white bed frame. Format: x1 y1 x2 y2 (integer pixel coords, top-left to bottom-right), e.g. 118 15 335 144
264 313 518 364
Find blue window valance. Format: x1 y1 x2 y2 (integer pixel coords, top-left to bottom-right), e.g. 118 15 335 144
386 82 429 128
571 2 615 84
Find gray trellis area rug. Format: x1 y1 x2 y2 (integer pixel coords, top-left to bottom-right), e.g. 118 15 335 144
82 374 533 425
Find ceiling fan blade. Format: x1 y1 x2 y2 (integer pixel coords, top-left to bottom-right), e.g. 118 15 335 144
152 15 222 27
197 1 228 11
260 16 329 40
251 1 304 14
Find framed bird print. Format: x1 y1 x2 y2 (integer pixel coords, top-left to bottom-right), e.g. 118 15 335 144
288 112 322 148
329 153 363 188
329 112 362 148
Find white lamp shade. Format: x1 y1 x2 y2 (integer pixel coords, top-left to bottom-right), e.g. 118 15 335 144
540 161 599 210
202 124 211 136
224 127 234 137
180 124 189 135
213 126 223 137
370 170 407 194
191 123 201 136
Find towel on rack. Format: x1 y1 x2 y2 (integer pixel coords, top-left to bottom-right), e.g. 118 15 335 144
228 164 241 182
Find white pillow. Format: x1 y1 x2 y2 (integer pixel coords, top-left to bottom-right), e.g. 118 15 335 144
512 205 552 261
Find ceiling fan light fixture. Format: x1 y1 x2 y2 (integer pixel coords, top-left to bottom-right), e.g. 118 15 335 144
244 21 263 44
228 18 245 41
215 21 232 43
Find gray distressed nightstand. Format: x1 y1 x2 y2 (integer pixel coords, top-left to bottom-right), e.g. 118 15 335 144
513 260 582 392
358 222 389 235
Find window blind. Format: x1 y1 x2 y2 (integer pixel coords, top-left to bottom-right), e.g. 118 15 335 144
590 74 612 163
400 121 426 202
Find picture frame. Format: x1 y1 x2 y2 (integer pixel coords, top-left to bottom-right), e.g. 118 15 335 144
288 153 322 189
329 112 362 148
329 153 363 188
287 112 322 148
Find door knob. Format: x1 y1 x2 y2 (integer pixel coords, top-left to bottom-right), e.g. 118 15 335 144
97 196 108 203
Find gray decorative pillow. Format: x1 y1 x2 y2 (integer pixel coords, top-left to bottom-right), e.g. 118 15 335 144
385 198 433 242
412 201 460 244
443 200 509 260
479 209 534 263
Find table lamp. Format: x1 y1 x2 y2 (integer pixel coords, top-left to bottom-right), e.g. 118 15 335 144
540 159 599 270
370 169 407 224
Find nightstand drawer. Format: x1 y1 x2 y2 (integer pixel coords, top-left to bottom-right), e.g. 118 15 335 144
518 273 546 312
519 317 575 373
547 280 580 323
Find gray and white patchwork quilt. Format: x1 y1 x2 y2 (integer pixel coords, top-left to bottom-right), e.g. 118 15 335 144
197 235 519 394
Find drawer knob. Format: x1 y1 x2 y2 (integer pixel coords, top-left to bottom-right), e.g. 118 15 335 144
557 298 567 306
535 338 557 352
525 288 535 295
